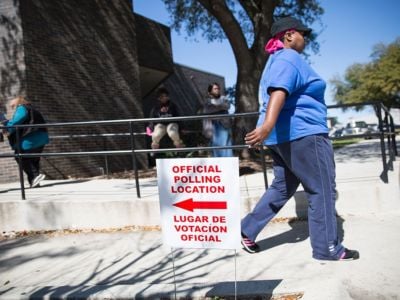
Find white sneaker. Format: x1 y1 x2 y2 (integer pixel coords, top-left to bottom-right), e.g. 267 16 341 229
32 174 46 188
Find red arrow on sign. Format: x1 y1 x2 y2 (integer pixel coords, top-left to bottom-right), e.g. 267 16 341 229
173 198 227 212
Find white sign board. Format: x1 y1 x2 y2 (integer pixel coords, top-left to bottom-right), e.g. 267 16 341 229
157 157 241 249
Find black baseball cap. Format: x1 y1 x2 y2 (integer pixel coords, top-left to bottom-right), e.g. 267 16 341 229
271 17 312 37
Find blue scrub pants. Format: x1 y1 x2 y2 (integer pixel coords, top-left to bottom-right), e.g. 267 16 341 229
241 134 345 260
212 122 233 157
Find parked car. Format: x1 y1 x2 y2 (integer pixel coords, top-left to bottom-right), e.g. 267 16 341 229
364 124 380 139
342 121 369 136
329 127 344 138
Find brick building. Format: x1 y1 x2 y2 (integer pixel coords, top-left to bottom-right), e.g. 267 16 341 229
0 0 224 183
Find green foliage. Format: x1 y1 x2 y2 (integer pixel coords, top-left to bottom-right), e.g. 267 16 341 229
332 138 362 150
161 0 323 53
331 38 400 110
163 0 229 42
160 0 324 121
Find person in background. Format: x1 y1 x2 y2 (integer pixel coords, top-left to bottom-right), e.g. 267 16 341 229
2 96 49 188
240 17 359 261
0 112 6 142
148 87 185 149
202 83 233 157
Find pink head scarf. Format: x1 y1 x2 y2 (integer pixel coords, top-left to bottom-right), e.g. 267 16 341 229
264 28 295 54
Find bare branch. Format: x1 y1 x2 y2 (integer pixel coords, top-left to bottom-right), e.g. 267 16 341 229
197 0 252 64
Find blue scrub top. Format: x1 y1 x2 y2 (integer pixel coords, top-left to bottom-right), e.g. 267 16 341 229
258 48 329 145
6 105 49 150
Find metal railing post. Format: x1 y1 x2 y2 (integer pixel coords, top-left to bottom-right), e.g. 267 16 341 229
376 103 388 183
388 114 398 158
102 139 109 178
15 130 26 200
384 111 394 170
2 106 397 200
104 155 109 177
129 122 141 198
260 146 268 189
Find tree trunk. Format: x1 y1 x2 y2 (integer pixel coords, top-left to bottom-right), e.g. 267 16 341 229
233 60 264 147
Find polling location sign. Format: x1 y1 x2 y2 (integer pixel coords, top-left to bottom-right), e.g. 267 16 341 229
157 157 241 250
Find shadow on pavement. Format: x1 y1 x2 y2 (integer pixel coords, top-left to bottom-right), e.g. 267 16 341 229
334 139 391 164
0 179 91 194
256 192 345 253
0 237 81 274
0 188 20 194
22 244 236 299
39 179 91 188
205 280 284 299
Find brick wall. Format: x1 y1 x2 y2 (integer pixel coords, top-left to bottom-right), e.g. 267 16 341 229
0 0 26 104
0 0 146 183
0 0 25 182
0 0 226 183
135 14 173 74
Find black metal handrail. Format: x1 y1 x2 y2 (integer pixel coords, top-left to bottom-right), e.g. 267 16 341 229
0 112 265 200
0 102 398 200
327 102 398 183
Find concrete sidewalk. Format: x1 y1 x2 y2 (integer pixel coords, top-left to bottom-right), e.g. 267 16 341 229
0 139 399 299
1 211 399 299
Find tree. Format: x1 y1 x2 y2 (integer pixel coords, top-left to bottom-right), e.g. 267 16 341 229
225 84 236 112
330 38 400 111
162 0 324 143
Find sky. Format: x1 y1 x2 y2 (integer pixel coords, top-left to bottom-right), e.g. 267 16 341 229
134 0 400 124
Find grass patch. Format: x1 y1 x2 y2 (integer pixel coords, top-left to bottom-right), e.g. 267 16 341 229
332 138 362 149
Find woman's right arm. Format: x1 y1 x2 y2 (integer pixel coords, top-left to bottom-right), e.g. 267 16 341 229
244 89 286 147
